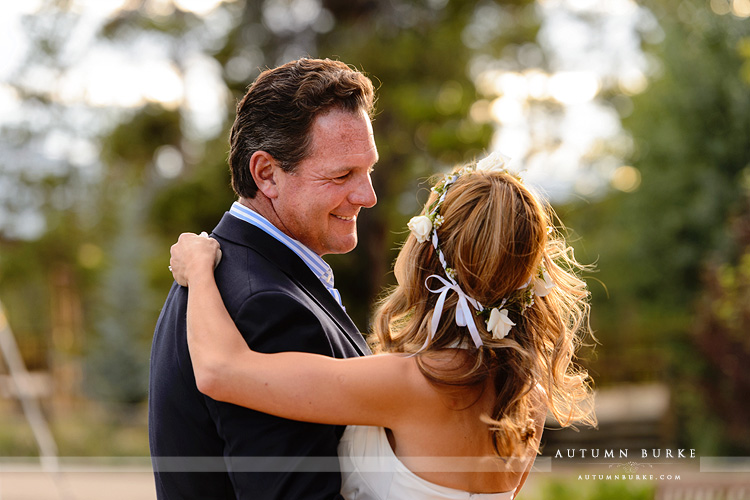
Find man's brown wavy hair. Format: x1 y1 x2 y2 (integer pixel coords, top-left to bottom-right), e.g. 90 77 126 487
229 58 375 199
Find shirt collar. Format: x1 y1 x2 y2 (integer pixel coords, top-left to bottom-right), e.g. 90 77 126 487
228 202 336 289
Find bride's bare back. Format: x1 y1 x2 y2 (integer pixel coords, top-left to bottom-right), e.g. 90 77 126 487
382 350 543 493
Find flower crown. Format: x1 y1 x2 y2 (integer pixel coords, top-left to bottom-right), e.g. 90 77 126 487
407 152 555 350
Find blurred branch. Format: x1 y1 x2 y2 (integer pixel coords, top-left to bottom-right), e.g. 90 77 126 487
0 303 59 466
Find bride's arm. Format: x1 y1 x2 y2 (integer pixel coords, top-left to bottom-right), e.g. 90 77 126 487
170 233 422 428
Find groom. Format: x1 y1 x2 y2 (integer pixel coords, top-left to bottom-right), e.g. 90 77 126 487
149 58 378 499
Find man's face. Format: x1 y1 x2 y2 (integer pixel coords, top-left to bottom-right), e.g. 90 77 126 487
271 108 378 256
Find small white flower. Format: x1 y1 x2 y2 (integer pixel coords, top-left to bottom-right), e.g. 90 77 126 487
445 267 457 280
533 270 555 297
476 152 512 172
433 214 445 229
486 308 515 340
408 215 433 243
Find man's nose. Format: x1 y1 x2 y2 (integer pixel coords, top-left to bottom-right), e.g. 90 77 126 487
350 173 377 208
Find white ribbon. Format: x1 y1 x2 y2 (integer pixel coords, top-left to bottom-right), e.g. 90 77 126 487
414 171 486 352
422 274 484 351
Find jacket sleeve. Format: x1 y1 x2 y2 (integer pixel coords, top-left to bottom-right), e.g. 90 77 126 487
203 290 345 500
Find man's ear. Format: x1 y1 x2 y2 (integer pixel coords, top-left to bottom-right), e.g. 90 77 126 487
249 151 280 199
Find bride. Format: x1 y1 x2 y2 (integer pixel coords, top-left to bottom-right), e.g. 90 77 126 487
169 155 596 499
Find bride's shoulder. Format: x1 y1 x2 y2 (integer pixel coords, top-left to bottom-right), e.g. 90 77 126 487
370 351 462 393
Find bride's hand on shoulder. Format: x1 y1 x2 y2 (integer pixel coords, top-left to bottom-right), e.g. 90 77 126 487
170 232 222 287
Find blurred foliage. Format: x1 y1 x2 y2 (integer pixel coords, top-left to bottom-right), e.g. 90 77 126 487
691 197 750 454
561 0 750 453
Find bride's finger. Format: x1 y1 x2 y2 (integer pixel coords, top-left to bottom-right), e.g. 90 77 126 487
197 231 222 268
169 243 189 287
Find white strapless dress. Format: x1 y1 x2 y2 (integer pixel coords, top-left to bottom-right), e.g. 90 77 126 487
337 426 516 500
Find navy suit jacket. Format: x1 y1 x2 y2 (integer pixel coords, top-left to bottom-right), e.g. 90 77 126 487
149 213 370 499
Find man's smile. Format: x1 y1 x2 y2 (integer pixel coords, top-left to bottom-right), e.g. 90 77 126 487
332 214 356 222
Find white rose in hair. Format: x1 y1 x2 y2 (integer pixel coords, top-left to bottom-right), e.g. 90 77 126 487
476 152 511 172
408 215 433 243
487 308 515 340
533 270 555 297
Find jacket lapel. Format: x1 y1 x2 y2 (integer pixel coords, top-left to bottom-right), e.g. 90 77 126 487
212 213 371 356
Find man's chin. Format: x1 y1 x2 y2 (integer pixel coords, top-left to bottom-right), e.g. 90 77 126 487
327 235 358 255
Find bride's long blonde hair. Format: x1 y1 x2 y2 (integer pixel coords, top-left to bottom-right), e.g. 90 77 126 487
372 165 596 458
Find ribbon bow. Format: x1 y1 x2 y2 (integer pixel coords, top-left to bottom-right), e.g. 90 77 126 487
422 274 484 351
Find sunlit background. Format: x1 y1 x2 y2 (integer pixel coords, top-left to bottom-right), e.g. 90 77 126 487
1 0 749 498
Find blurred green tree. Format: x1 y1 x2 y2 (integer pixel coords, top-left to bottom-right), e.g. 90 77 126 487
694 220 750 454
0 4 109 407
561 0 750 452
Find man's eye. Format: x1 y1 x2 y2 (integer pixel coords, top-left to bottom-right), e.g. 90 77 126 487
334 172 351 181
